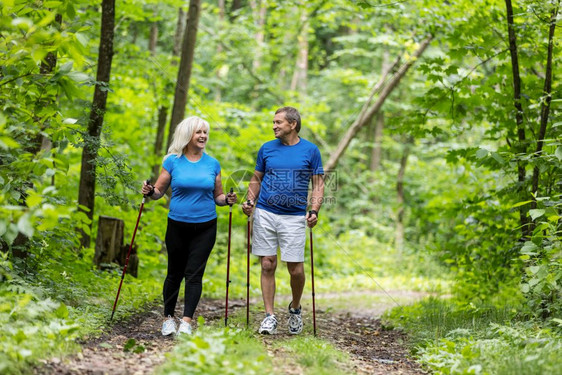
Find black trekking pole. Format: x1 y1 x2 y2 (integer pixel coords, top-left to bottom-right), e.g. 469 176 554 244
309 211 317 336
224 188 234 327
246 200 251 327
110 180 150 321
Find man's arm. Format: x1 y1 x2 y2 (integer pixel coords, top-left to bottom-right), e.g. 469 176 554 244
242 170 264 216
306 174 324 227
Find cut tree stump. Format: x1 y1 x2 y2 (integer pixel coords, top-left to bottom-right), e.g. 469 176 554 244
94 215 138 277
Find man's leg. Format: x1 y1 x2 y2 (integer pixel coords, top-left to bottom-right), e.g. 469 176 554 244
260 255 277 315
287 262 305 309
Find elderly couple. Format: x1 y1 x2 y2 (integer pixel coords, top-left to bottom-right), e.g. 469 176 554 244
141 106 324 336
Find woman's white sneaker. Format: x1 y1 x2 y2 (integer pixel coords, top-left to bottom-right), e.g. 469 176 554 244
162 316 177 336
177 319 192 335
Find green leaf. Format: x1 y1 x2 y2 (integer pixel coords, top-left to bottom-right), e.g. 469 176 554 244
528 277 540 287
528 266 540 275
123 338 136 352
521 242 538 254
491 152 504 164
555 146 562 162
99 342 113 349
529 209 545 220
475 148 488 159
521 283 530 293
17 214 34 238
75 32 88 47
511 200 532 208
66 2 76 18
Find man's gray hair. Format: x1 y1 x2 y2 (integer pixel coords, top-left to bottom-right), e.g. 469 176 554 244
275 106 301 133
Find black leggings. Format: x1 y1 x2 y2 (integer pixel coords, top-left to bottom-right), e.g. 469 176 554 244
163 217 217 318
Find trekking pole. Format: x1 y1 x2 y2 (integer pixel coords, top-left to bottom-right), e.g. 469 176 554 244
309 211 317 336
110 180 150 321
224 188 234 327
246 200 251 327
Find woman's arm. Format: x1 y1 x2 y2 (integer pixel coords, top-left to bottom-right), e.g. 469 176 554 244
214 172 237 206
141 168 171 200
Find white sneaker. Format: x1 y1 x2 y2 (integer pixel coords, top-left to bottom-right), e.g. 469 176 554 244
258 314 278 335
162 316 176 336
177 319 192 335
288 303 303 335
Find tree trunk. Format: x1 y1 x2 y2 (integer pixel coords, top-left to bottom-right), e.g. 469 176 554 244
370 112 384 172
229 0 243 21
94 216 138 277
216 0 226 101
172 8 187 58
148 8 158 56
290 9 309 93
78 0 115 249
250 0 267 71
152 106 168 181
396 138 413 253
504 0 529 236
167 0 202 150
324 36 432 171
530 2 559 209
369 49 390 172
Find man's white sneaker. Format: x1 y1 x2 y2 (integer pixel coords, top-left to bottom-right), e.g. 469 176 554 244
162 316 176 336
288 303 303 335
177 319 192 335
258 314 278 335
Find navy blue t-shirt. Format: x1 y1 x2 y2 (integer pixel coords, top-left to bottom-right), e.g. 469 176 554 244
255 138 323 216
163 153 221 223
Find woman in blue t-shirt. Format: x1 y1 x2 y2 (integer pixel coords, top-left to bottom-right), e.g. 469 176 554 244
142 116 237 336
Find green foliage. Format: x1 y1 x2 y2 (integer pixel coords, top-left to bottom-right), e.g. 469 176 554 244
385 298 562 375
280 336 350 374
156 324 272 375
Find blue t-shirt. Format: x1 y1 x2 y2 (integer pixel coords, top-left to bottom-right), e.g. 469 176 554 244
163 153 221 223
255 138 323 216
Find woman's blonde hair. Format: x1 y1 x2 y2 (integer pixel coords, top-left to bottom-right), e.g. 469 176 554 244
164 116 210 160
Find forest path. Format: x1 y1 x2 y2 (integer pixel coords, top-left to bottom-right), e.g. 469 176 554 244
34 291 427 375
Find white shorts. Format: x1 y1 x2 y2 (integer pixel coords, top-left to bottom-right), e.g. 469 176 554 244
252 208 306 262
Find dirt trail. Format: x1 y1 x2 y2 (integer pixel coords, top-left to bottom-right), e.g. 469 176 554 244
35 293 426 375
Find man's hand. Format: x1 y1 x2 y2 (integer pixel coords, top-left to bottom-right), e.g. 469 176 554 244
306 210 318 228
242 200 254 216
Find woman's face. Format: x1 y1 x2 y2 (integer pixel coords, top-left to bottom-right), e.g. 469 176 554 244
188 127 208 150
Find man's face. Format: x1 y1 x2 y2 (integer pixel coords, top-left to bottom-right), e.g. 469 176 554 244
272 112 295 139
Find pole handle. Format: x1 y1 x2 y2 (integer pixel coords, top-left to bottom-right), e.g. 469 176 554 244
144 179 152 199
227 187 234 207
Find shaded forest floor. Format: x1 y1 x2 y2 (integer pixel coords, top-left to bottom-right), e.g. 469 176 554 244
35 292 427 374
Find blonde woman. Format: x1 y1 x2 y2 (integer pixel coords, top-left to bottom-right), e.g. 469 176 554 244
142 116 236 336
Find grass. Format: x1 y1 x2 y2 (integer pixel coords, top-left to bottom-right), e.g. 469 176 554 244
156 309 352 375
0 245 163 375
384 297 562 375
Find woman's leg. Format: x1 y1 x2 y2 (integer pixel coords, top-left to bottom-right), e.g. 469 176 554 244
163 218 192 317
182 219 217 319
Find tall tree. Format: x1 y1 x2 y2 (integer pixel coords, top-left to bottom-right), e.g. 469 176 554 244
530 1 559 209
151 6 188 182
504 0 530 236
167 0 202 150
325 36 432 171
395 137 413 253
290 8 309 93
77 0 115 248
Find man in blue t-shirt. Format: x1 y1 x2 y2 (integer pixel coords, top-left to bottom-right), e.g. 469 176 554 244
242 106 324 335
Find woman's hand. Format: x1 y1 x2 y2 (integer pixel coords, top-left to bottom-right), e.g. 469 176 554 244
225 191 237 206
141 180 155 197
